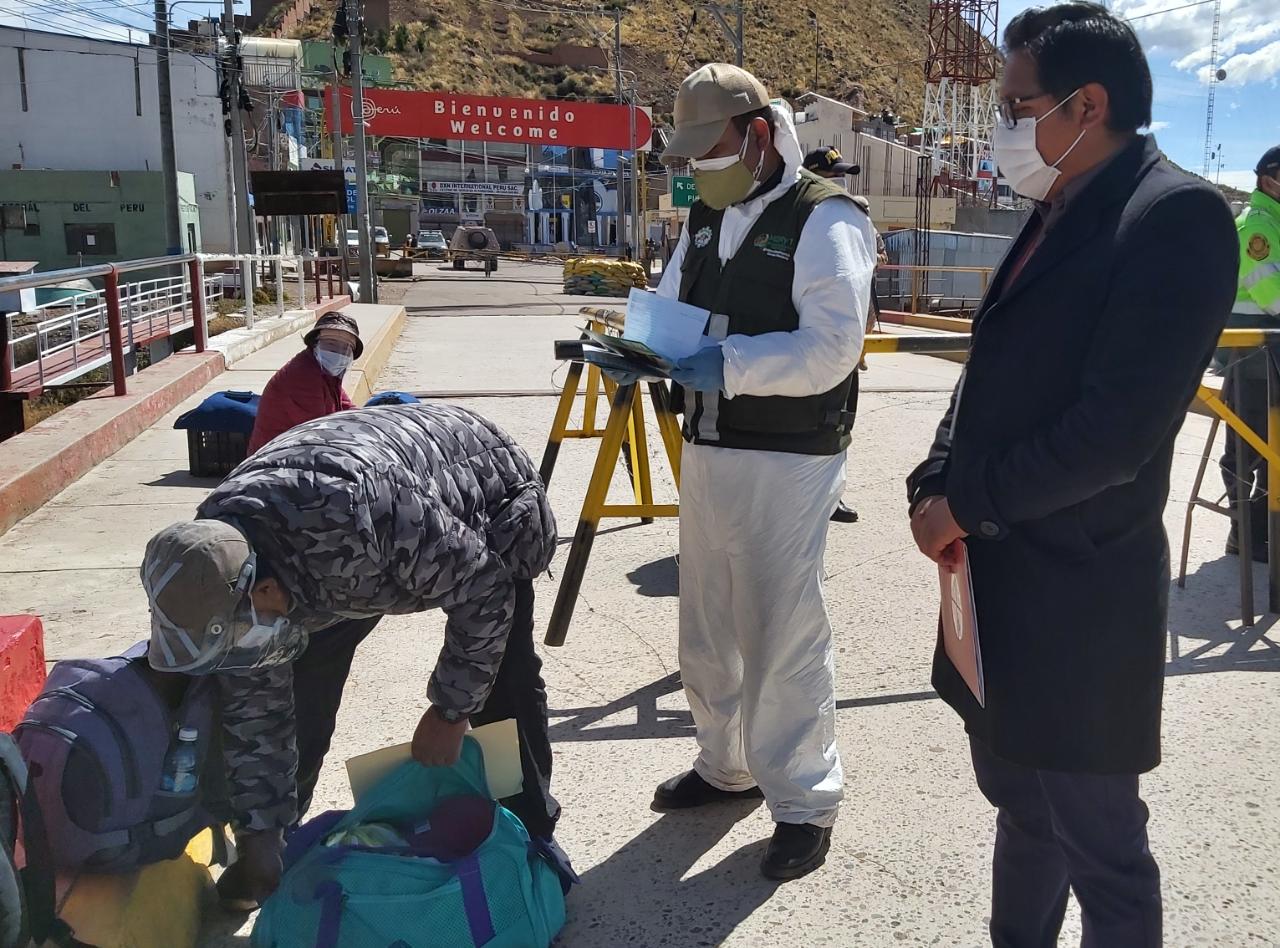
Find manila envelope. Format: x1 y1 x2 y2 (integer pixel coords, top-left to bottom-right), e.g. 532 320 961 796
345 718 522 802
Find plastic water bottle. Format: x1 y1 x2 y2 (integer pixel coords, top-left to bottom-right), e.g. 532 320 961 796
160 727 199 793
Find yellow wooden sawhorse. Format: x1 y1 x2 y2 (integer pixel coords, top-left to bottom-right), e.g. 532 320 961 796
540 323 683 646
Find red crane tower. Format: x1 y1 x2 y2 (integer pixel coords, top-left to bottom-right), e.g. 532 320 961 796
921 0 1001 203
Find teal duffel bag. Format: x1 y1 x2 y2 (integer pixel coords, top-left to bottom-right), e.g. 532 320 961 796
251 738 567 948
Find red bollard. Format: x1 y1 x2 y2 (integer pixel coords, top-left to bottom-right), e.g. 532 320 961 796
0 312 12 392
0 615 47 732
104 268 127 395
313 260 322 304
189 258 207 353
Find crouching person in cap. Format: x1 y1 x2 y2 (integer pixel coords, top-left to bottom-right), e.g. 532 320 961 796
247 312 362 453
140 404 570 908
652 63 877 880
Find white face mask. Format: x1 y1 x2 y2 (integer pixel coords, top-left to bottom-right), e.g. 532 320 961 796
992 89 1087 202
690 134 750 172
314 347 353 377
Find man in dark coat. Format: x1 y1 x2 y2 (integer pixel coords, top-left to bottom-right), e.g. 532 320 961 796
906 5 1239 945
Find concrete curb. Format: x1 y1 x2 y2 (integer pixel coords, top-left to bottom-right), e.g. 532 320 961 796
0 352 224 536
348 304 407 405
192 295 353 367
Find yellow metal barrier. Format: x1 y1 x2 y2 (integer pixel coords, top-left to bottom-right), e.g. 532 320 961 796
542 317 1280 643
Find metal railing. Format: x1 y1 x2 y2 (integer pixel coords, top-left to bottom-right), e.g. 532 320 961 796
0 252 345 400
4 272 224 391
875 264 995 314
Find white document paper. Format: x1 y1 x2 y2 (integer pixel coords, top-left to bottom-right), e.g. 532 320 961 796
344 718 523 802
623 288 712 361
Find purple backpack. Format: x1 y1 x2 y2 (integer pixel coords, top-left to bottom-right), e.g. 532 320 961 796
13 643 224 872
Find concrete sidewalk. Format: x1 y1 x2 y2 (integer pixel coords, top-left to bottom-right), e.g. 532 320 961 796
2 261 1276 947
0 302 404 659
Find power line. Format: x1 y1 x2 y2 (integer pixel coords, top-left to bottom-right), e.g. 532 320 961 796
1124 0 1218 22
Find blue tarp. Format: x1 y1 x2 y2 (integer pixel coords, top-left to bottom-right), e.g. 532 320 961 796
173 390 260 434
365 391 420 406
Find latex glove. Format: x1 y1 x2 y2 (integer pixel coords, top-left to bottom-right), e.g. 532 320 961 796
668 346 725 393
412 706 469 767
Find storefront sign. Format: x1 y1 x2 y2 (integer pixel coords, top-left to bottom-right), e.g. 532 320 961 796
424 181 524 196
328 88 652 151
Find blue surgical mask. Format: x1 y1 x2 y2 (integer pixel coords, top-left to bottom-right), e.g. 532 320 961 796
315 348 353 377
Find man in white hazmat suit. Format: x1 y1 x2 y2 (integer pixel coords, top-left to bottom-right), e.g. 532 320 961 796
651 63 876 880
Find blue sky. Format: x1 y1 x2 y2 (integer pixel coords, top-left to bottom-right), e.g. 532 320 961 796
1000 0 1279 190
1 0 1275 190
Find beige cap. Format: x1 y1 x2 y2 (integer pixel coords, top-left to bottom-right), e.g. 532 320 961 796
662 63 770 166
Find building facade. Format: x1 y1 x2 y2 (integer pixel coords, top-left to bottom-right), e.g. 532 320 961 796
0 170 201 270
0 26 233 253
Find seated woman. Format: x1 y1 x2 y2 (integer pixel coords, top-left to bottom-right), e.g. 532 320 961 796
247 312 363 453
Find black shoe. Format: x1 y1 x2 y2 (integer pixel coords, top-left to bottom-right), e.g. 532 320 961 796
215 859 261 913
652 770 763 811
830 501 859 524
1226 527 1268 563
761 823 832 881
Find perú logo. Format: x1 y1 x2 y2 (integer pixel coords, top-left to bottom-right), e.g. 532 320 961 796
353 98 401 120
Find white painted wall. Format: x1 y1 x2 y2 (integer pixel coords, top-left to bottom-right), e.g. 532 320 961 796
0 26 233 252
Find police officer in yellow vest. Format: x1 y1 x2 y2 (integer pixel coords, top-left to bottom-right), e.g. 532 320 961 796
1221 145 1280 561
648 64 877 881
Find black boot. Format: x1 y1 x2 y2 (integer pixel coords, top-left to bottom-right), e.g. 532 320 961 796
760 823 831 881
652 770 762 811
1226 523 1268 563
830 500 859 524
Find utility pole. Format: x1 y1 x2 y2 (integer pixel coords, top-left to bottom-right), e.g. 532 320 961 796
627 86 641 259
223 0 255 297
328 46 350 285
736 0 743 68
702 1 744 67
346 0 375 303
809 11 819 93
614 8 627 255
155 0 183 255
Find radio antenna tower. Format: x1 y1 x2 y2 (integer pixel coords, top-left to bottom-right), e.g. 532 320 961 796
1201 0 1222 178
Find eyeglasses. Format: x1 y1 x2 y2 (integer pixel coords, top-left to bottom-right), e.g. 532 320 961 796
997 92 1053 130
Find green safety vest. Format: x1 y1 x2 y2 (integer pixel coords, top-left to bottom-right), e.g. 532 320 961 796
1234 189 1280 318
676 170 859 456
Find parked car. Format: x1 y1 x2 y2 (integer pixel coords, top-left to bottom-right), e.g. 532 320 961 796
417 230 448 259
346 227 392 258
449 226 501 272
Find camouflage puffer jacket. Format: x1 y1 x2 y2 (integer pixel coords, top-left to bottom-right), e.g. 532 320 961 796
197 403 556 830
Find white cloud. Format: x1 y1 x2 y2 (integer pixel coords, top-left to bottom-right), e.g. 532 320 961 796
1210 41 1280 86
1217 169 1260 191
1148 120 1172 131
1115 0 1280 88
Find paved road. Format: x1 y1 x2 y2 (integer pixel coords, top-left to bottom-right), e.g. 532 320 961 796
316 262 1280 947
4 260 1275 946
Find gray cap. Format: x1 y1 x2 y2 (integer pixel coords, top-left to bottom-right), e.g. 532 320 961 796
140 520 253 670
662 63 770 166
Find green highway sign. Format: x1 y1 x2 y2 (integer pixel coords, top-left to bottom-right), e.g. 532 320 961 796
672 176 698 208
